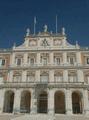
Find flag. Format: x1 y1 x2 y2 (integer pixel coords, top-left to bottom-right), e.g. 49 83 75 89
56 15 58 34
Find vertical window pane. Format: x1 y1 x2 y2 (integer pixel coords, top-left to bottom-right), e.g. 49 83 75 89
17 58 21 65
2 59 5 65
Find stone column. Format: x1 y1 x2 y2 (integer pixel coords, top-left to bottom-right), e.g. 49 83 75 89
37 53 40 65
24 53 28 66
35 70 40 83
77 70 84 83
76 51 82 65
63 70 68 82
49 70 54 83
13 89 21 113
50 52 54 65
48 89 54 115
63 52 67 65
65 89 72 115
0 89 5 113
83 89 89 115
22 70 27 82
30 89 37 114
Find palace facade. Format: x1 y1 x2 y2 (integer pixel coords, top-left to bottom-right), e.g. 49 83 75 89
0 25 89 115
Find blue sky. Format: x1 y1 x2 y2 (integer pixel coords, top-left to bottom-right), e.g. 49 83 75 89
0 0 89 48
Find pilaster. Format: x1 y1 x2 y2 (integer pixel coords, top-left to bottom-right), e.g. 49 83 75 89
77 70 84 83
50 52 54 65
63 70 68 82
83 89 89 115
65 89 72 115
8 70 13 82
37 53 40 65
13 89 21 113
35 70 40 82
76 51 82 65
24 53 28 65
0 89 5 113
30 89 37 114
22 70 27 82
49 70 54 83
63 52 67 65
48 89 54 115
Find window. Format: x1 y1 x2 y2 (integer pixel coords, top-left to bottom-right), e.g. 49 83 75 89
69 75 76 82
16 58 21 66
68 57 74 65
86 58 89 64
43 58 47 65
0 59 5 67
27 75 34 82
30 58 34 65
55 75 63 82
13 75 21 82
55 58 60 65
40 73 49 83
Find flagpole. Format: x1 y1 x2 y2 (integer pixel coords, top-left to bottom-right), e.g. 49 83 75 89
56 15 58 34
34 16 36 35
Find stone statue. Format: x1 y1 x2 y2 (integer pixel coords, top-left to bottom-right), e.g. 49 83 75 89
26 28 30 36
62 27 65 35
44 25 48 32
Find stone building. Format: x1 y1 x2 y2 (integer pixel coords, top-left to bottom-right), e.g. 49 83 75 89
0 25 89 116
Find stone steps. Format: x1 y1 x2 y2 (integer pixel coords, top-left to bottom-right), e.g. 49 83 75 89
0 114 89 120
55 114 89 120
11 114 89 120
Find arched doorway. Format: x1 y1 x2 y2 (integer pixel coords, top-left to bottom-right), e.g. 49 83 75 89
72 92 83 114
54 91 65 114
3 90 14 113
37 91 48 113
20 91 31 113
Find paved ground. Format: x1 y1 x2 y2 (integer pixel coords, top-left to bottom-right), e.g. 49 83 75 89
0 114 22 120
0 114 89 120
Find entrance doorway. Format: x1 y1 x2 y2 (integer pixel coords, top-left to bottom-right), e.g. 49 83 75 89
37 91 48 113
55 91 65 114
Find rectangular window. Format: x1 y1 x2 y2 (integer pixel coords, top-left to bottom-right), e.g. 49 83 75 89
30 58 34 65
16 58 21 66
55 58 60 65
87 58 89 64
13 75 21 82
0 59 5 66
69 76 76 82
27 75 34 82
55 76 62 82
68 57 74 64
40 75 48 83
43 58 47 65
